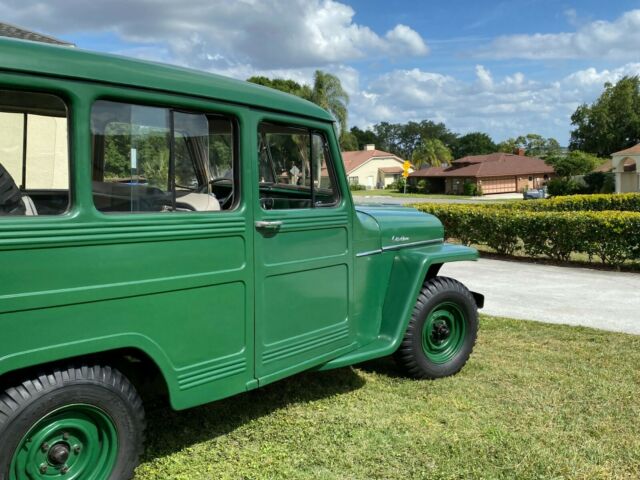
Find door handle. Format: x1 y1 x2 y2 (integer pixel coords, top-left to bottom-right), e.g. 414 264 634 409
255 220 283 230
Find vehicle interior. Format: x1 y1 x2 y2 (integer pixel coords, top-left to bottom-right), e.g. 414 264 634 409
0 90 70 216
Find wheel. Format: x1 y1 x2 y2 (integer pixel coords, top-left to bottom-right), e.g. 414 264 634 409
0 365 145 480
395 276 478 379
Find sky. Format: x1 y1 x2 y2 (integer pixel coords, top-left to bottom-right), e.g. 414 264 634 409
3 0 640 144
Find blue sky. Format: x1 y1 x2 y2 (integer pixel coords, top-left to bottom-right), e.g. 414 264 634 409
4 0 640 144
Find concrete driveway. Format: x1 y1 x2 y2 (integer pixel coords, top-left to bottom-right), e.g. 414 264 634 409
441 258 640 335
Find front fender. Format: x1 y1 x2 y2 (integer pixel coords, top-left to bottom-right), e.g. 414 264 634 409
318 242 478 370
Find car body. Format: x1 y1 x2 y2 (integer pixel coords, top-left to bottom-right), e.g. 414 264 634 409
0 37 481 478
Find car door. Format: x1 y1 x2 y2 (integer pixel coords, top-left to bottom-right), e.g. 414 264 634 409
253 119 354 384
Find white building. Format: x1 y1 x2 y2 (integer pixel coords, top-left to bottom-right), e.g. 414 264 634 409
341 144 412 189
611 144 640 193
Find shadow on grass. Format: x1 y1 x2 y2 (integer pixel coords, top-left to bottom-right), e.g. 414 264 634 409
354 356 406 379
141 367 366 461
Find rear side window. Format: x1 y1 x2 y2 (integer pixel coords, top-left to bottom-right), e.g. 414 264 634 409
258 123 339 210
0 90 69 216
91 100 237 213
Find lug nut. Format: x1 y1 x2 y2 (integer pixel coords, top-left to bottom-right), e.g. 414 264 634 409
40 443 49 452
73 444 81 454
39 463 48 474
62 432 69 440
60 465 69 474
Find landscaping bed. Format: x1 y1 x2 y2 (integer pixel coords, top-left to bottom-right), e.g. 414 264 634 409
134 315 640 479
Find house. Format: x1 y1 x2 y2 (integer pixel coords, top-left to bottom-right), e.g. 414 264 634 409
0 22 74 46
409 151 555 195
595 143 640 193
341 145 412 189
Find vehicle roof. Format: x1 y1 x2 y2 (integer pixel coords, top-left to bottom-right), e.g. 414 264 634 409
0 37 334 122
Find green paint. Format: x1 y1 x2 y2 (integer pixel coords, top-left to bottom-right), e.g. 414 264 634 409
10 404 118 480
0 36 478 423
422 302 466 364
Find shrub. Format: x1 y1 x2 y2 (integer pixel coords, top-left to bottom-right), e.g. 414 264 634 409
349 183 365 191
416 179 428 194
546 177 581 197
414 202 640 267
463 180 479 196
509 193 640 212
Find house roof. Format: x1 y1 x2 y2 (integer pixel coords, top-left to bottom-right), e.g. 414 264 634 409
410 152 554 179
341 149 403 174
0 22 73 46
595 157 637 173
612 143 640 156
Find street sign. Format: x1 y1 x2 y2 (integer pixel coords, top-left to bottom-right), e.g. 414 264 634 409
402 160 410 178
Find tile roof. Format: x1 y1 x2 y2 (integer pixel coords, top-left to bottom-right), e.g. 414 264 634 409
378 166 403 174
595 157 637 173
611 143 640 156
341 149 403 174
410 152 554 179
0 22 73 46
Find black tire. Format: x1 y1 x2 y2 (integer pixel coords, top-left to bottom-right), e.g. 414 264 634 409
395 276 478 379
0 365 145 480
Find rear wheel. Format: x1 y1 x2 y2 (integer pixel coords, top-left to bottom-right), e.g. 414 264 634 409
0 365 145 480
395 276 478 379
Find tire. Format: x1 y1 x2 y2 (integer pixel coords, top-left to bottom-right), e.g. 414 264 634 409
395 276 478 379
0 365 145 480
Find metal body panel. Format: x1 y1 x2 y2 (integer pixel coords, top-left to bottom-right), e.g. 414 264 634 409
0 40 479 411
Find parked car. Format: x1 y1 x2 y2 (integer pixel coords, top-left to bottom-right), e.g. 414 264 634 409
523 187 547 200
0 37 483 479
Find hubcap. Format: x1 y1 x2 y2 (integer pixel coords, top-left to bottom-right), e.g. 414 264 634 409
421 302 467 364
9 404 118 480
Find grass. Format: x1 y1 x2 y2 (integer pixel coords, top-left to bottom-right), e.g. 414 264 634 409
350 189 471 200
135 315 640 480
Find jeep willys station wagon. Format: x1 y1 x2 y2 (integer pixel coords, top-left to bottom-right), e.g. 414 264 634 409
0 37 483 479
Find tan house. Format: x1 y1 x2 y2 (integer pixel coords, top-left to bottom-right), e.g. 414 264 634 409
409 151 555 195
598 143 640 193
341 145 412 189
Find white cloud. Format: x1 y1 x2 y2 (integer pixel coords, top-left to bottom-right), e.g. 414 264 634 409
348 63 640 143
0 0 429 69
474 9 640 60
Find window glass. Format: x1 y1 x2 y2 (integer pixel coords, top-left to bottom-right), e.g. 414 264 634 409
91 101 237 213
258 123 339 210
0 90 69 216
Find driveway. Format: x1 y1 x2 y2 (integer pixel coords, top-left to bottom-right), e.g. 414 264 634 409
441 258 640 335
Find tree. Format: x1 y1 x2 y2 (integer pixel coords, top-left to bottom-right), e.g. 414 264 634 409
570 76 640 156
451 132 496 158
496 134 561 157
350 126 379 150
545 151 602 178
412 138 452 168
247 76 312 99
309 70 349 134
339 131 359 151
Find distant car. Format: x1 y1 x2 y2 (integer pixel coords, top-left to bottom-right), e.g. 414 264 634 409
523 188 547 200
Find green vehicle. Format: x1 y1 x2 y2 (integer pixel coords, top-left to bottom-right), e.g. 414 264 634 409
0 37 483 479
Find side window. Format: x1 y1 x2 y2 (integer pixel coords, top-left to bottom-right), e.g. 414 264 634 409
0 90 69 216
91 100 237 213
258 123 339 210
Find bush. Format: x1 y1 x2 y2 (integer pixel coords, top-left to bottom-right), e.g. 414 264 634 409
349 183 366 191
463 180 479 196
509 193 640 212
416 179 428 194
546 177 582 197
413 202 640 267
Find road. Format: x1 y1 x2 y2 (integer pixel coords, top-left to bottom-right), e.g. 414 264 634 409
441 258 640 335
353 192 522 205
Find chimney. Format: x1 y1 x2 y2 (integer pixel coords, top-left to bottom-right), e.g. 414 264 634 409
364 144 375 151
516 147 525 156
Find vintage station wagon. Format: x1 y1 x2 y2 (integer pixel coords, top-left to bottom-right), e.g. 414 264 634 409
0 37 482 479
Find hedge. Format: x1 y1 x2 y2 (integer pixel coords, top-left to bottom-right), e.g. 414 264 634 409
414 203 640 267
506 193 640 212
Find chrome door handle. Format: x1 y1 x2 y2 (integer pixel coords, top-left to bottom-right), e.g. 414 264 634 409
255 220 283 229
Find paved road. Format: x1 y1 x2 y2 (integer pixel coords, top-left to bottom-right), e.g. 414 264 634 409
354 192 522 205
441 258 640 335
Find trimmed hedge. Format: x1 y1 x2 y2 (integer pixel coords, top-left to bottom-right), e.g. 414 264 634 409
414 203 640 267
507 193 640 212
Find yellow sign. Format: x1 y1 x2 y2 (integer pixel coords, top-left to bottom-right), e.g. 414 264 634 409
402 160 410 177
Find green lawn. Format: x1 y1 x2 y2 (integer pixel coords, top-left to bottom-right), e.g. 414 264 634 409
135 316 640 480
350 189 471 200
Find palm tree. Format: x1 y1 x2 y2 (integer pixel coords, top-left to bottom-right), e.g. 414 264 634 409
309 70 349 134
412 138 452 168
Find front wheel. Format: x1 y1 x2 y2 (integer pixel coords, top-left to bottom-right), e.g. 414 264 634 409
395 276 478 379
0 365 145 480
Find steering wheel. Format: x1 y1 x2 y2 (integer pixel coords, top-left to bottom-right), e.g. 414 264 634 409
208 178 234 209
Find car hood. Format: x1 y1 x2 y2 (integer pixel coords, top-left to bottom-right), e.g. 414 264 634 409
354 205 444 252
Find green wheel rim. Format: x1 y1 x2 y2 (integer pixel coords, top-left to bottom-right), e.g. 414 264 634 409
9 404 118 480
421 301 467 364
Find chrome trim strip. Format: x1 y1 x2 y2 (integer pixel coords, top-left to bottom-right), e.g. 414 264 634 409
381 238 444 252
356 249 383 257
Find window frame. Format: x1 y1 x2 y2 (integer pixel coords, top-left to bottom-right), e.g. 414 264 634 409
90 99 241 215
0 87 72 217
257 121 342 210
